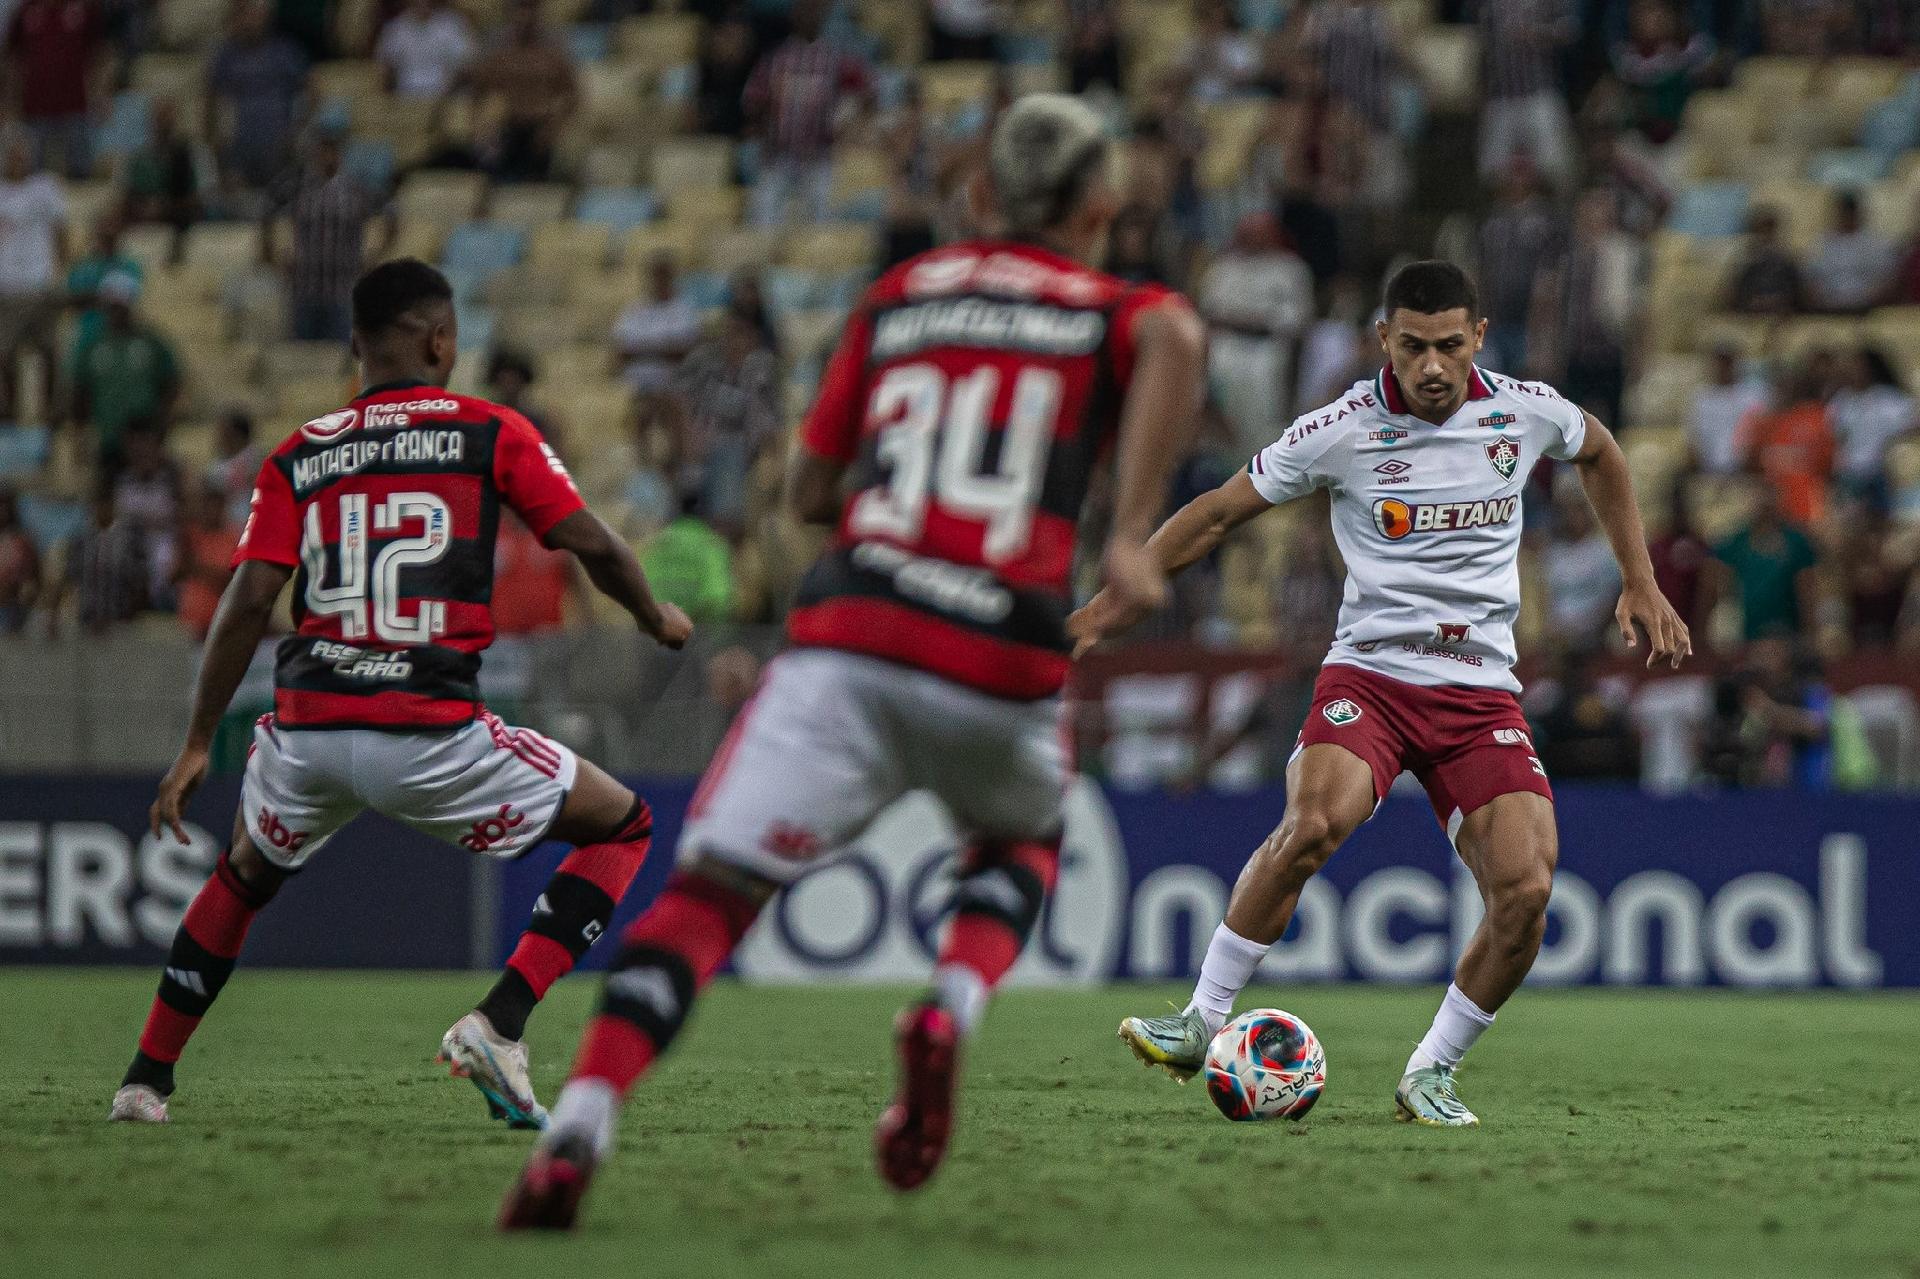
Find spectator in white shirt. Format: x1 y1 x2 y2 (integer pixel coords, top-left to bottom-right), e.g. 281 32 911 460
611 252 703 394
1809 189 1897 314
0 135 66 423
1199 211 1313 457
376 0 476 101
1828 346 1917 493
1544 488 1623 642
1689 344 1768 475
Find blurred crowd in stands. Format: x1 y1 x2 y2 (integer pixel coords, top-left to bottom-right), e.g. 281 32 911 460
1 0 1919 788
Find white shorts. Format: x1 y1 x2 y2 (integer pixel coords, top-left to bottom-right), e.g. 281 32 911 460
239 711 579 869
682 648 1069 885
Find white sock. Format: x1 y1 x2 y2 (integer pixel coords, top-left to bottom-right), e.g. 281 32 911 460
546 1078 619 1158
931 963 990 1036
1405 983 1495 1074
1185 923 1271 1037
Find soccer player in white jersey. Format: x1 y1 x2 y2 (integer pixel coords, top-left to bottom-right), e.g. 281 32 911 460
1074 260 1691 1126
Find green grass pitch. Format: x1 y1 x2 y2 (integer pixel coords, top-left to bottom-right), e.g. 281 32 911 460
4 971 1917 1279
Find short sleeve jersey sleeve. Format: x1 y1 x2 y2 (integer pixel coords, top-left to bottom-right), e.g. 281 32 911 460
799 303 874 464
233 455 300 569
494 410 586 539
1247 416 1341 506
1107 284 1178 389
1540 391 1588 462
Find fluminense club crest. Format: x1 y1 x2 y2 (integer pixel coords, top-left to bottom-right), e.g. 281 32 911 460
1485 436 1520 481
1322 699 1363 725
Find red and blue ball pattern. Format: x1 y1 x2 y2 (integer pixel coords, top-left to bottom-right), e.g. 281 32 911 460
1202 1009 1327 1122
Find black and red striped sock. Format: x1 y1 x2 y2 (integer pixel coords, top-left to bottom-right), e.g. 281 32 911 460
568 869 764 1095
476 800 653 1041
122 850 272 1095
930 836 1061 1034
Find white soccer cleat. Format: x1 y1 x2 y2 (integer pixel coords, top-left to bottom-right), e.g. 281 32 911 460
438 1011 549 1130
108 1084 170 1124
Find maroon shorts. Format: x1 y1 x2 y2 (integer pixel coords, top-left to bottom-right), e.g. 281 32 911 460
1294 663 1552 834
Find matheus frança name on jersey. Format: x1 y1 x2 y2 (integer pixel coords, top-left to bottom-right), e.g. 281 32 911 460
291 429 468 494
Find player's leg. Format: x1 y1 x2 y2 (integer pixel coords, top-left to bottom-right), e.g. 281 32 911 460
503 652 895 1228
1395 790 1556 1128
1396 717 1556 1128
113 720 349 1121
1119 742 1378 1079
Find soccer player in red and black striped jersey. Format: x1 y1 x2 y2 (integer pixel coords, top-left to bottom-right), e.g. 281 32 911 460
108 260 693 1129
500 94 1207 1227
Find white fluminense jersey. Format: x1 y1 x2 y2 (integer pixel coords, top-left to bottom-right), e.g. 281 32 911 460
1249 365 1587 692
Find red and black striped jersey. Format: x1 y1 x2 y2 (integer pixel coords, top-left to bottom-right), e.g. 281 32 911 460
234 381 585 730
792 240 1177 700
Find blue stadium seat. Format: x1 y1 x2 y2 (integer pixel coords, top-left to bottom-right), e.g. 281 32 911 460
1860 82 1920 159
998 33 1055 65
834 189 889 224
575 187 660 233
1667 182 1751 237
343 139 395 193
0 425 50 480
1236 0 1289 32
761 267 822 317
94 92 149 159
18 493 84 552
679 270 732 309
1807 148 1890 187
456 305 496 354
565 23 611 63
442 222 526 278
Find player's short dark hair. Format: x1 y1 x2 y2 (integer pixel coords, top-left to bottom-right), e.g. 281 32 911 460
1383 260 1480 322
351 258 453 338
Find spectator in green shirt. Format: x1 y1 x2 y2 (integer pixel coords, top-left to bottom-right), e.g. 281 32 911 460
639 492 734 620
65 216 142 362
1709 489 1822 642
70 273 181 471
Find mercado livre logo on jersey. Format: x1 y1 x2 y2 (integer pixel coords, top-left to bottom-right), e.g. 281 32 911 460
1372 495 1519 540
1485 436 1521 480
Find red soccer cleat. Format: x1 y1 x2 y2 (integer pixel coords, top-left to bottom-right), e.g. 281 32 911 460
499 1136 596 1231
874 1001 960 1192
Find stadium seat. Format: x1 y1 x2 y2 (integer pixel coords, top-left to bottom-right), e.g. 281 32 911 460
577 145 648 189
652 138 736 192
1626 355 1705 428
65 181 121 233
621 222 702 268
396 170 487 225
760 266 823 317
343 139 396 193
129 53 204 101
663 186 744 230
117 224 180 274
487 184 573 232
496 304 589 354
310 60 384 112
262 342 353 386
1807 148 1891 187
94 92 150 161
779 308 847 366
579 62 650 138
918 61 997 119
678 271 733 309
369 218 448 267
782 225 877 273
1749 178 1832 251
528 222 614 277
1404 25 1479 112
703 228 784 275
564 23 612 65
274 374 358 417
156 0 224 49
575 186 660 233
183 224 260 278
1666 182 1750 238
482 265 573 308
442 222 527 279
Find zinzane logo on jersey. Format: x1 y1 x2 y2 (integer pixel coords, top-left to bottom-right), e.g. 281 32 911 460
1372 496 1519 541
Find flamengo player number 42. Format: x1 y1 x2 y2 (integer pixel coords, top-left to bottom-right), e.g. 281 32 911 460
300 490 454 644
849 362 1063 563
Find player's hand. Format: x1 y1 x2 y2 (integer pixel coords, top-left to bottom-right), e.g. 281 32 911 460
1616 580 1692 670
1071 540 1167 658
1068 583 1152 659
643 601 694 650
151 745 211 846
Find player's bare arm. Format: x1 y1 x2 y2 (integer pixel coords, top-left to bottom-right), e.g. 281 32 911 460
1569 410 1692 669
543 507 692 649
1069 468 1271 657
785 445 846 527
151 559 293 845
1101 297 1208 619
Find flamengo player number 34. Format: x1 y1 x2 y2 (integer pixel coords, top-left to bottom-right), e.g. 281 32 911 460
300 490 455 644
849 362 1064 563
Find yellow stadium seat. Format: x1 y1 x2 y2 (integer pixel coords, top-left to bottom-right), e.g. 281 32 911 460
621 222 702 268
613 13 701 72
156 0 224 49
781 224 877 272
310 60 384 107
662 187 744 232
483 266 573 308
275 375 358 418
66 181 120 232
130 53 205 101
829 146 892 207
1626 355 1706 428
539 345 616 392
488 184 573 232
705 228 784 274
1828 58 1908 133
567 384 636 448
335 0 381 55
369 218 448 266
529 222 614 277
579 63 650 137
263 342 353 387
1749 179 1830 253
117 225 179 274
1864 307 1920 364
1886 434 1920 499
1406 26 1479 112
169 419 219 471
1733 55 1816 102
496 304 585 354
779 308 846 365
578 144 646 188
1777 316 1865 359
651 138 735 192
395 170 486 224
918 62 996 119
183 223 260 278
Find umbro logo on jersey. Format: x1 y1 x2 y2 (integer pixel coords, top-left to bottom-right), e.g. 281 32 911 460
1323 699 1363 725
1373 459 1412 486
1436 622 1470 645
1485 437 1521 480
1494 728 1533 747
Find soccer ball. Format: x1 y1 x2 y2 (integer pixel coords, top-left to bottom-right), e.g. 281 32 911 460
1202 1008 1326 1122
